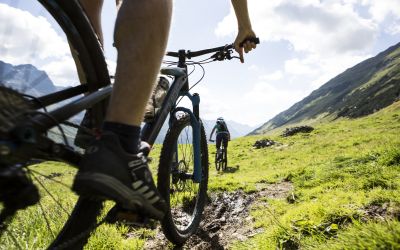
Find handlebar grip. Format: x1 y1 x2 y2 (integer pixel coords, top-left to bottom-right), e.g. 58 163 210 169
166 51 179 57
239 37 260 47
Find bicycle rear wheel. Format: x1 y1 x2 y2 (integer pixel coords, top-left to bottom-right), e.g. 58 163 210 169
157 114 209 245
0 1 110 248
222 147 228 171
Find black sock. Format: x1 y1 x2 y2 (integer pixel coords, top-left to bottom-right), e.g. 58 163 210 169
103 121 141 154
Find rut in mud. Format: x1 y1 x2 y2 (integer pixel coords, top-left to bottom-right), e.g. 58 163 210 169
142 181 293 249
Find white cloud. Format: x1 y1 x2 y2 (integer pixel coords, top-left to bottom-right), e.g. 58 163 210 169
248 64 260 71
0 3 77 87
237 81 308 125
284 53 370 88
362 0 400 22
259 70 283 81
186 85 232 121
309 53 370 87
196 80 308 126
285 58 316 76
41 56 79 86
215 0 377 56
215 0 381 98
385 21 400 35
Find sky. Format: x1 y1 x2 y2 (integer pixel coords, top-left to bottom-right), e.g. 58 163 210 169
1 0 400 126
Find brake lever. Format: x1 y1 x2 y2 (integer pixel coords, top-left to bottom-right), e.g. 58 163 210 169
211 48 235 61
211 51 226 61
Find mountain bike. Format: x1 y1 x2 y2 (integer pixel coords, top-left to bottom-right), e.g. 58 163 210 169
217 143 228 171
0 0 259 248
210 138 228 171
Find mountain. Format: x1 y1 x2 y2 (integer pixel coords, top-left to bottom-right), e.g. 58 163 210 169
250 42 400 135
0 60 57 96
153 118 257 144
1 60 255 146
202 119 256 139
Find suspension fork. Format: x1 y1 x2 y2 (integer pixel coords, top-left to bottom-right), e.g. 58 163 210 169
170 92 202 183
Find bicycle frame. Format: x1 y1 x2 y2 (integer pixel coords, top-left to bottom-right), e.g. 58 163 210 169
142 68 203 183
4 1 203 183
14 64 202 178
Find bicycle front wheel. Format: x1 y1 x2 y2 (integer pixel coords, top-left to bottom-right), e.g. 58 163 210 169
157 114 209 245
0 1 110 249
215 151 221 171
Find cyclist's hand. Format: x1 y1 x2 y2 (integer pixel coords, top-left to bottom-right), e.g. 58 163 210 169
234 29 257 63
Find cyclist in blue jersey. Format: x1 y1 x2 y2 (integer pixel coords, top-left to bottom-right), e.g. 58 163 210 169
72 0 258 221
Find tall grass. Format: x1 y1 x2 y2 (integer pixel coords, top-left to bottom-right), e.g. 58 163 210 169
1 101 399 249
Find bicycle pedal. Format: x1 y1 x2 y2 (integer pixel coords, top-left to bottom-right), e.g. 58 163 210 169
105 205 156 228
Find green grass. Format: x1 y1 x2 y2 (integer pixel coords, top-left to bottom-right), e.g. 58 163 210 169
1 101 400 249
309 220 400 250
225 101 400 249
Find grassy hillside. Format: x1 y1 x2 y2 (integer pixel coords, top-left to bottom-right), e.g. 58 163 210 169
251 42 400 135
221 101 400 249
1 101 399 249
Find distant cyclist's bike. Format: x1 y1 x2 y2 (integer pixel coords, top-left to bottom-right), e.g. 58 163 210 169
0 1 258 248
210 139 228 171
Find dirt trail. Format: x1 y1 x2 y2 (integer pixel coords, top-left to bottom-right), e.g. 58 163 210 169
143 181 293 249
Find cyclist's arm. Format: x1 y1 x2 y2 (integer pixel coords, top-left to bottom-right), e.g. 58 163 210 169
209 126 216 141
231 0 257 63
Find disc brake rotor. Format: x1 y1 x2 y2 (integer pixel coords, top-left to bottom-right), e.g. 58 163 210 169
173 160 188 192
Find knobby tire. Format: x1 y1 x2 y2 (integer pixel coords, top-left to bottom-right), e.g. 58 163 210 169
157 116 209 245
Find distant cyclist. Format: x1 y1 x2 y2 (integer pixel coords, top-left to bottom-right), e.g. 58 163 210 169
209 117 231 158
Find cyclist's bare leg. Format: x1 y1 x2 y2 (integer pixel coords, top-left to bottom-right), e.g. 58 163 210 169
107 0 172 126
79 0 104 46
73 0 172 220
76 0 172 149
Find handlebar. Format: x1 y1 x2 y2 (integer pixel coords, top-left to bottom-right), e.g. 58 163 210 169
166 37 260 60
166 45 232 59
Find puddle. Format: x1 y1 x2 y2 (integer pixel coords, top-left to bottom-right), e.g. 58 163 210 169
143 181 293 249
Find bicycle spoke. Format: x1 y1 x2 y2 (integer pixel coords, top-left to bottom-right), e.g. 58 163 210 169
170 124 200 230
37 200 56 239
28 169 71 190
29 170 72 216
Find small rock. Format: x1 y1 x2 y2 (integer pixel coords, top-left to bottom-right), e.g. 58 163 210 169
245 216 253 222
281 125 314 137
253 139 277 149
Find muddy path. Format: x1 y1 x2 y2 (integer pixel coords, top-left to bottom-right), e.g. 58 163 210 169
143 181 293 249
